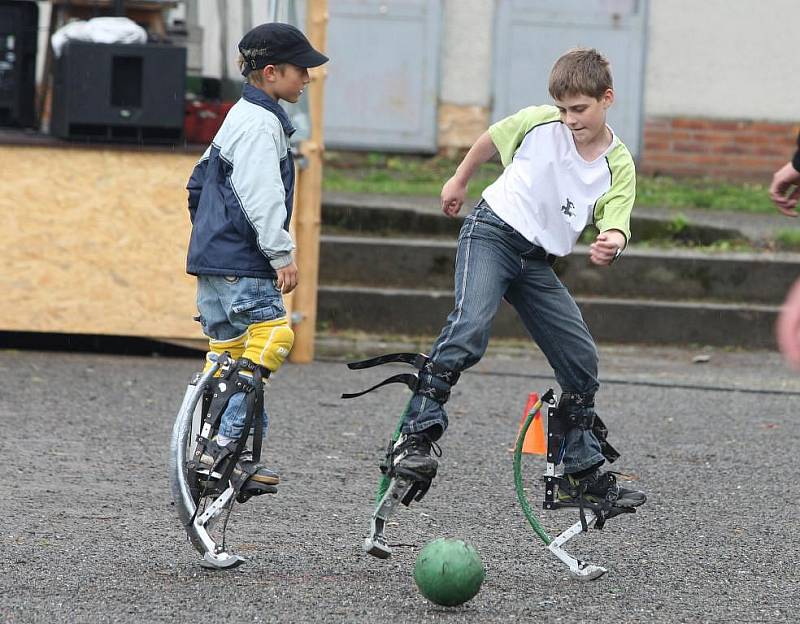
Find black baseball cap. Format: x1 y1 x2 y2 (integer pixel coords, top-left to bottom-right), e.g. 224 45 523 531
238 22 329 75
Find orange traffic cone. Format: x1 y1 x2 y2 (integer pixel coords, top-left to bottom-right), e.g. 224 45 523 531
517 392 546 455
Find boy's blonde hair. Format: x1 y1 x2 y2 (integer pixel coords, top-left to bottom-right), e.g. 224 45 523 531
238 53 264 85
548 48 612 100
237 54 290 86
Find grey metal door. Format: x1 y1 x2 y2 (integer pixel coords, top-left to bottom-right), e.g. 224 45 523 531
324 0 441 152
493 0 647 157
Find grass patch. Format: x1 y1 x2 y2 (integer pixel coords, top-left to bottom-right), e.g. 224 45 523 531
666 213 689 235
636 177 774 213
323 151 775 213
775 228 800 250
634 239 754 253
324 151 503 197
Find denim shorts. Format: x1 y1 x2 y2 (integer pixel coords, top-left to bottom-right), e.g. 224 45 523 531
195 275 286 341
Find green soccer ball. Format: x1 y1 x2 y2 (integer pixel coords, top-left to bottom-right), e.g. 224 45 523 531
413 538 485 607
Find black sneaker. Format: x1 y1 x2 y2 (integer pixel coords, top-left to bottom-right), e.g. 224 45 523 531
384 433 441 483
557 469 646 508
197 439 279 488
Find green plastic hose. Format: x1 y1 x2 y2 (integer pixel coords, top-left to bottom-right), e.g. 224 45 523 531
513 393 552 546
375 398 410 504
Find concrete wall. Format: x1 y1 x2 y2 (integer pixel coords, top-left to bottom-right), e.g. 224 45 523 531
436 0 494 149
438 0 493 108
644 0 800 122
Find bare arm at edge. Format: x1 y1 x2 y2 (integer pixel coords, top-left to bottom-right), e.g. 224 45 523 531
440 131 498 217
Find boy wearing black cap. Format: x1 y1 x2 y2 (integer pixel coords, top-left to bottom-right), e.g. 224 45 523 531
185 23 328 498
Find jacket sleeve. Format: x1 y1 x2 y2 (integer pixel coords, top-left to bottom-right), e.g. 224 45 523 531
229 127 295 270
793 130 800 173
186 146 211 223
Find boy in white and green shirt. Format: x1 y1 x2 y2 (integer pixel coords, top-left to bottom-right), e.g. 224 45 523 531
380 48 645 514
484 104 635 258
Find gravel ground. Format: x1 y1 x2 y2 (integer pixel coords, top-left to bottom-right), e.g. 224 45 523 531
3 345 799 623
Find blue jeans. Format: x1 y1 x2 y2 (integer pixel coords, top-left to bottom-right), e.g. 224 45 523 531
195 275 286 440
403 201 604 473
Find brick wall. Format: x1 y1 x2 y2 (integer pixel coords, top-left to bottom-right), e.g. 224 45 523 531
640 117 800 181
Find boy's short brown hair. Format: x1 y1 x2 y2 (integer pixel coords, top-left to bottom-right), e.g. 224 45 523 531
548 48 612 100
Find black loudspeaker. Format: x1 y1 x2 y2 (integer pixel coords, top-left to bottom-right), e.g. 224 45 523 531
0 0 38 128
51 42 186 143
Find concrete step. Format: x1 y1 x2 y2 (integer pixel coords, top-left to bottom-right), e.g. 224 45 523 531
317 285 779 350
317 195 796 349
319 235 800 305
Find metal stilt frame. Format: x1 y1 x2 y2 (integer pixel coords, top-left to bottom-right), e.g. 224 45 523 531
168 360 245 569
514 390 607 581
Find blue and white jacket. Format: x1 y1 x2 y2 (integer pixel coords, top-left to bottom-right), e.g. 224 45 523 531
186 84 295 278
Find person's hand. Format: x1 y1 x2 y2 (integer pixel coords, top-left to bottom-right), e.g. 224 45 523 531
441 176 468 217
276 261 298 294
769 161 800 217
590 230 626 266
776 278 800 368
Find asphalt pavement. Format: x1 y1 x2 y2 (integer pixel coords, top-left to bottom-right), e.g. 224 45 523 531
3 344 799 623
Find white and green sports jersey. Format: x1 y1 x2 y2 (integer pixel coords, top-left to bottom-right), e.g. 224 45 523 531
483 105 636 257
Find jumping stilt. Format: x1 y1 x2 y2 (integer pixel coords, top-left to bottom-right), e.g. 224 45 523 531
514 389 638 580
169 360 246 568
169 354 274 569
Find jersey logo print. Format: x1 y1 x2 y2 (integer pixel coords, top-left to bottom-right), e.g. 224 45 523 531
561 198 575 217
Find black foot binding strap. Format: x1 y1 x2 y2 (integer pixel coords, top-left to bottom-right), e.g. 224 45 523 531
195 442 279 503
341 352 459 403
189 355 271 504
543 394 634 531
555 392 620 464
547 472 636 532
379 432 441 500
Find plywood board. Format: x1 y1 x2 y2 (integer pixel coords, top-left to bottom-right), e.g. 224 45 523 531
2 145 206 340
